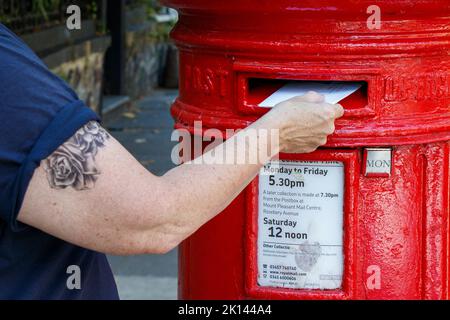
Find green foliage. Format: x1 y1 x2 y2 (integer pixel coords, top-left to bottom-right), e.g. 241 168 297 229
148 1 176 42
33 0 61 22
125 0 175 42
0 0 174 38
149 20 175 42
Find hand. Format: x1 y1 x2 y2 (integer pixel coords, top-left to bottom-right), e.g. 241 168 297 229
266 91 344 153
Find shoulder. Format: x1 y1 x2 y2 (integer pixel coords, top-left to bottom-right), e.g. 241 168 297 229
0 24 100 231
0 23 80 161
0 23 77 102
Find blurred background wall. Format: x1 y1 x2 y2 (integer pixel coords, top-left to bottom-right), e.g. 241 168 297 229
0 0 180 299
0 0 178 114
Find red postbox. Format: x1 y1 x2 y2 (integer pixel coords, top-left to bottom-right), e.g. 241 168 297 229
161 0 450 299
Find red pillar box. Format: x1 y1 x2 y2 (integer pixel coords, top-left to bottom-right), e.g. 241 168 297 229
161 0 450 299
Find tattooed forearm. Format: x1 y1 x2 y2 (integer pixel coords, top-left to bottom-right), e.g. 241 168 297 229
44 121 110 191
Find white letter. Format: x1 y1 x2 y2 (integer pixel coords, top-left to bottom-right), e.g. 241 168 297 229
236 129 259 165
171 129 191 165
66 265 81 290
257 128 280 165
203 129 225 165
366 265 381 290
224 129 237 165
192 121 204 164
366 5 381 30
66 5 82 30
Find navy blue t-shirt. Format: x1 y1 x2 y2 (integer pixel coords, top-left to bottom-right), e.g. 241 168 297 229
0 24 119 299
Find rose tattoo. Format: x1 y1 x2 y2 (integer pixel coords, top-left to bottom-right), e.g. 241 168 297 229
45 121 110 191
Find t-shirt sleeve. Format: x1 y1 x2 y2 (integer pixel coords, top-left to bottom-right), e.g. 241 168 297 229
0 24 100 231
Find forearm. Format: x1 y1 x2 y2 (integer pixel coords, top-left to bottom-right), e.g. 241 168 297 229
136 95 341 253
153 114 281 246
19 116 280 256
18 93 340 256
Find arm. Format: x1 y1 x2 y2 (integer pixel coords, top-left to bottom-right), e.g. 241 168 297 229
18 92 343 255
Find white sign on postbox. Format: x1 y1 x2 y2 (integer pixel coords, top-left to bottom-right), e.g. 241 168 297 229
257 160 344 290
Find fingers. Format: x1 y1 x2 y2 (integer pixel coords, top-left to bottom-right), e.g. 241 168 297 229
333 104 345 118
291 93 344 118
317 135 328 146
294 91 325 103
324 122 335 135
324 103 345 119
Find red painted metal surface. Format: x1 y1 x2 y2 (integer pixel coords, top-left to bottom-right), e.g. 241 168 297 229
162 0 450 299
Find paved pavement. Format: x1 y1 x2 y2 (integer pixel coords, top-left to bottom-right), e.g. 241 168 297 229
103 89 179 300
